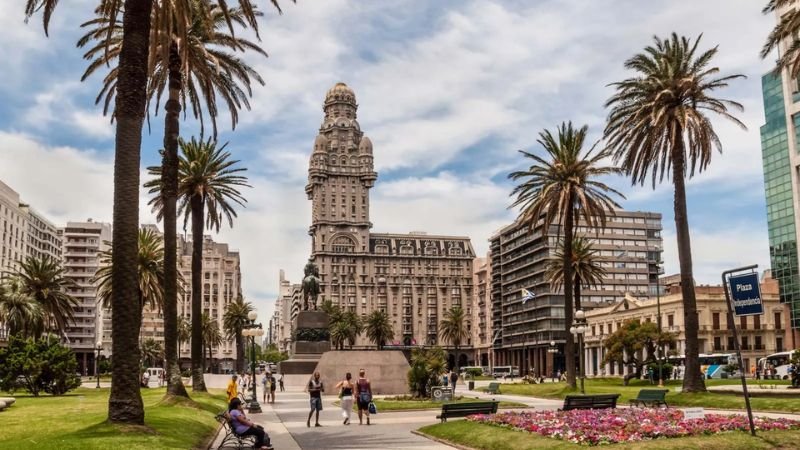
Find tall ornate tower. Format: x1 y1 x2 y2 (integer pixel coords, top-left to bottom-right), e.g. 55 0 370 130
306 83 377 256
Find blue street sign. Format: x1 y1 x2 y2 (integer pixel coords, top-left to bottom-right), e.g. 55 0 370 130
728 272 764 317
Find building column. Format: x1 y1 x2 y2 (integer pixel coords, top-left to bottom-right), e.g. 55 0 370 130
82 352 88 376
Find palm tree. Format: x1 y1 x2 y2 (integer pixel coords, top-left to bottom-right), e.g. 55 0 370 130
13 256 78 337
0 280 44 339
201 312 223 373
177 315 191 359
509 122 624 389
343 311 363 349
78 2 269 400
146 137 249 391
604 33 745 393
141 338 164 368
438 306 469 373
762 0 800 76
546 237 607 312
95 227 166 317
223 295 253 373
364 310 394 350
23 0 285 427
329 320 349 351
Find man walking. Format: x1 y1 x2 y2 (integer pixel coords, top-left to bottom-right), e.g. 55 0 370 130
268 372 277 404
279 373 285 392
307 371 324 428
450 370 458 391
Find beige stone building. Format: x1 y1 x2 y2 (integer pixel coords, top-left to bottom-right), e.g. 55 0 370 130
583 274 800 377
268 270 301 353
62 220 112 375
472 255 492 367
305 83 476 365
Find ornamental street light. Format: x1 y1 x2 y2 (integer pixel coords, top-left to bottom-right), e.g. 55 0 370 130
655 259 666 387
570 310 587 395
242 311 264 414
95 340 103 389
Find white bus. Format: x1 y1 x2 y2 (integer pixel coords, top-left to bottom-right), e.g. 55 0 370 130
492 366 520 378
667 353 738 379
758 350 798 379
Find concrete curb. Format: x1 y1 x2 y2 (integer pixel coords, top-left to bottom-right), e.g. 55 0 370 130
410 429 473 450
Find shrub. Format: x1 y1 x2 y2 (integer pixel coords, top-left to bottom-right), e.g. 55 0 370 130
407 347 446 398
465 368 483 378
0 336 81 396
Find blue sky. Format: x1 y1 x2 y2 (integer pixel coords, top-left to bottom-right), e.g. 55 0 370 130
0 0 776 320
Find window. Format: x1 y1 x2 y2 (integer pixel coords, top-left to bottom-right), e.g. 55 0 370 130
740 316 747 330
332 236 355 253
777 336 784 352
741 336 749 350
727 336 735 350
754 315 761 330
712 312 720 330
775 312 783 329
755 335 763 350
713 336 722 351
667 314 674 327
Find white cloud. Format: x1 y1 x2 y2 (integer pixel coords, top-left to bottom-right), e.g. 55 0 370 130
21 81 115 140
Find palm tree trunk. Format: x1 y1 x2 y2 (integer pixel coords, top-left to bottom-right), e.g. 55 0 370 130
574 279 581 311
673 133 706 393
191 195 207 391
107 0 152 424
563 200 577 389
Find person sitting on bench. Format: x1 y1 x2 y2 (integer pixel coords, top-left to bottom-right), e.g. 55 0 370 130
228 398 273 450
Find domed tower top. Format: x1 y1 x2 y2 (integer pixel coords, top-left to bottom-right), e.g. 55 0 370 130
359 136 373 155
323 82 358 119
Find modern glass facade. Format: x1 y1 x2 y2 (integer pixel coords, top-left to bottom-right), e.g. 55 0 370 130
760 72 800 328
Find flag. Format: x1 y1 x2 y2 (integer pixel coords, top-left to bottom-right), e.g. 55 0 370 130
521 288 536 304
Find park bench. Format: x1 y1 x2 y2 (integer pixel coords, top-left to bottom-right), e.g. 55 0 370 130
215 411 256 449
629 389 669 408
486 382 501 395
560 394 620 411
436 401 499 423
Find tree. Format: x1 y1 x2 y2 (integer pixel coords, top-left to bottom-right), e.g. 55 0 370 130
24 0 284 425
509 125 623 390
201 312 223 373
438 306 469 372
223 295 253 373
605 33 745 393
0 280 44 339
177 316 192 358
0 335 81 396
146 137 249 391
324 302 362 350
141 338 164 368
407 347 447 398
364 310 394 350
546 236 607 311
762 0 800 77
602 319 676 385
12 256 78 337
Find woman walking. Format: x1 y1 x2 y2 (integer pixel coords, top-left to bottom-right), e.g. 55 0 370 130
336 372 355 425
356 369 373 425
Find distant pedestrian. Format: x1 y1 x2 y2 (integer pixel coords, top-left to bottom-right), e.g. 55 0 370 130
268 372 277 404
279 373 285 392
442 373 449 386
227 375 239 403
356 368 373 425
261 372 269 403
306 371 324 428
450 371 458 391
335 372 355 425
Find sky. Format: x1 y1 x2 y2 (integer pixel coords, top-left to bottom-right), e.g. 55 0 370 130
0 0 777 322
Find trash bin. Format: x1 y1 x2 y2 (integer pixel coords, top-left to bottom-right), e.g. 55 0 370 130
468 381 475 391
721 372 729 379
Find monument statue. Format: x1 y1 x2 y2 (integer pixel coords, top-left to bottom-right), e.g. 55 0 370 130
302 260 321 311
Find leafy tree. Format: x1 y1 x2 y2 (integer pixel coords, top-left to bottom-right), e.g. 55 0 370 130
605 33 745 393
223 295 253 373
146 137 249 390
0 336 81 396
0 280 44 339
141 338 164 367
546 236 607 311
201 312 223 373
509 122 623 389
762 0 800 76
438 306 469 372
365 310 394 350
407 347 447 398
13 256 78 336
602 319 676 385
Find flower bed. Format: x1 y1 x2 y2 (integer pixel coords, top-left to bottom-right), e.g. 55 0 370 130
466 408 800 445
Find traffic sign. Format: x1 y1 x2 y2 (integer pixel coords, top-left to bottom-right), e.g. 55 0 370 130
728 272 763 317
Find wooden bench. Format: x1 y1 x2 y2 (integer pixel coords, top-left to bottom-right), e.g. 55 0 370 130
486 382 501 395
560 394 620 411
436 401 499 423
214 411 256 449
629 389 669 408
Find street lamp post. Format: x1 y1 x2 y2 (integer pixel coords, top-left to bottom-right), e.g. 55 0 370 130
95 340 103 389
655 260 665 387
242 311 264 414
571 310 587 395
548 340 558 381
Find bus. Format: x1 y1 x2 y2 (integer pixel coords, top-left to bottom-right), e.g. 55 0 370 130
758 350 798 379
492 366 520 378
666 353 737 379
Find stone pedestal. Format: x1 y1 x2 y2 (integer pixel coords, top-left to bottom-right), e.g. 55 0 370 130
278 310 330 375
314 350 411 395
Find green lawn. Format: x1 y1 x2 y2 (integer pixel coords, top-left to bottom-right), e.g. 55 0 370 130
333 396 527 411
478 378 800 413
0 387 226 449
419 420 800 450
